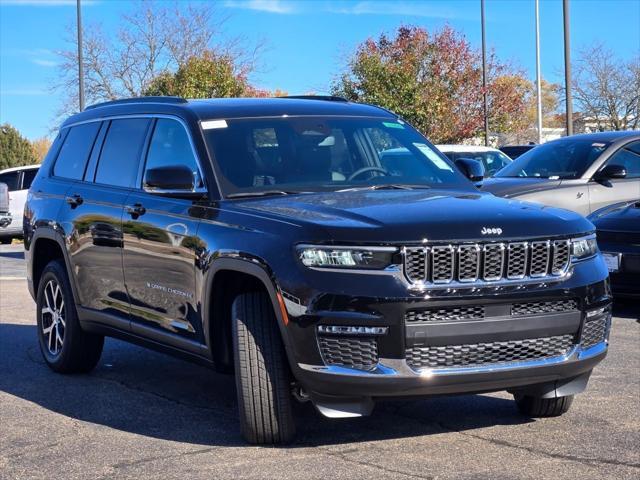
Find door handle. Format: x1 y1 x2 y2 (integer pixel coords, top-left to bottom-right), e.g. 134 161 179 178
125 203 146 218
65 194 83 208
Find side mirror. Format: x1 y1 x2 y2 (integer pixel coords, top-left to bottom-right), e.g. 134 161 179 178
455 157 485 182
144 165 195 192
595 164 627 181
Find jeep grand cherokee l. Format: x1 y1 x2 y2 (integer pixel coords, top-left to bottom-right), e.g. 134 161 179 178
24 96 611 444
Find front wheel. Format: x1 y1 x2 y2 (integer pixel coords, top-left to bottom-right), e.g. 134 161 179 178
514 393 574 417
36 260 104 373
231 291 295 444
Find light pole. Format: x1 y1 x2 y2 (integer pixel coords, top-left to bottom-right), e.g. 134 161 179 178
77 0 85 111
481 0 489 146
563 0 573 135
535 0 542 144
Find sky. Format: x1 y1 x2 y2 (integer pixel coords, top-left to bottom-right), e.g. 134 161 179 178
1 0 639 140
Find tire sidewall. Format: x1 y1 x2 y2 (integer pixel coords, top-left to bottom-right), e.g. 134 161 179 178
36 261 78 369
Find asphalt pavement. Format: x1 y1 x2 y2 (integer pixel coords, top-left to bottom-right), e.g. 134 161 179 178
0 244 638 479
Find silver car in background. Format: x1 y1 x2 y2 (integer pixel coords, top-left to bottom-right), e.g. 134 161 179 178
482 131 640 216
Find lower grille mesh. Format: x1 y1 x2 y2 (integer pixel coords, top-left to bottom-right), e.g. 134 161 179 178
318 336 378 371
581 315 608 348
405 306 485 323
512 299 578 316
406 335 575 369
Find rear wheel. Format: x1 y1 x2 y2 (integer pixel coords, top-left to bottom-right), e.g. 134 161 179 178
36 260 104 373
231 291 295 444
514 393 574 417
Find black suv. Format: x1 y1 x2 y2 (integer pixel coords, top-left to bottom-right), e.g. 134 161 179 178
24 96 611 444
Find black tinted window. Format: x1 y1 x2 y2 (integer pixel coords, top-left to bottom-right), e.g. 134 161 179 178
145 119 198 175
95 119 150 188
21 168 38 189
0 172 19 191
496 139 610 179
607 141 640 179
53 122 101 180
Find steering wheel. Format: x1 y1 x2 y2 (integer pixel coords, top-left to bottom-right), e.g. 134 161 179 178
347 166 389 181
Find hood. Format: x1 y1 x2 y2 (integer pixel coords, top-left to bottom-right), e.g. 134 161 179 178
480 177 562 197
589 200 640 233
231 189 593 243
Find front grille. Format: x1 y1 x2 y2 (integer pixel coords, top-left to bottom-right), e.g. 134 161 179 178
581 315 609 348
403 238 571 286
406 335 575 369
512 299 578 316
405 306 485 323
318 336 378 371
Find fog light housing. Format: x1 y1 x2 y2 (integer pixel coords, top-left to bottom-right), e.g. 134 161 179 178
317 325 388 336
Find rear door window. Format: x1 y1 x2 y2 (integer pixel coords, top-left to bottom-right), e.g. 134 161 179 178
95 118 151 188
21 168 38 189
53 122 101 180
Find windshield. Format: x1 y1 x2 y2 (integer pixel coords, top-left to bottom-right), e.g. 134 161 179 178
495 139 611 179
203 116 473 197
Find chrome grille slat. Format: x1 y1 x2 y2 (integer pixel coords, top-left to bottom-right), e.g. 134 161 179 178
403 238 571 286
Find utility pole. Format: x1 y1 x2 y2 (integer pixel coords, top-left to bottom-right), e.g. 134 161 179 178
77 0 85 111
481 0 489 146
563 0 573 135
535 0 542 144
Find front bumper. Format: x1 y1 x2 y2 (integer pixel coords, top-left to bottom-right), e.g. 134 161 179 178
282 255 612 404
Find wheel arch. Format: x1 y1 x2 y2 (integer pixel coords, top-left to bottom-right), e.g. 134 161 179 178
203 256 292 371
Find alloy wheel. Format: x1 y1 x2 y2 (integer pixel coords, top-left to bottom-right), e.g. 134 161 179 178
41 279 65 356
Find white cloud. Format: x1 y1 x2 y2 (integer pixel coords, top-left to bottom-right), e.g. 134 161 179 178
223 0 295 14
32 58 58 67
326 1 460 18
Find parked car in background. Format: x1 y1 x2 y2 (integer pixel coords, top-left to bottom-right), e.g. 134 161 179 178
588 200 640 299
0 182 11 229
500 144 536 159
437 145 512 178
482 132 640 216
0 165 39 243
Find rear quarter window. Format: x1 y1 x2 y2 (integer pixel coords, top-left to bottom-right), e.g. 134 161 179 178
53 122 101 180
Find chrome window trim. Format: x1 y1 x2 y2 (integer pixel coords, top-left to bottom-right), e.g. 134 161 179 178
61 114 208 195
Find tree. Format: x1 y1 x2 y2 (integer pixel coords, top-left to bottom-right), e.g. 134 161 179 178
31 137 52 163
570 44 640 130
144 51 256 98
331 26 531 143
55 1 263 116
0 124 37 170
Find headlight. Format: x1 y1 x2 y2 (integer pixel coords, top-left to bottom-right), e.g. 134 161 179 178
297 245 398 270
571 235 598 261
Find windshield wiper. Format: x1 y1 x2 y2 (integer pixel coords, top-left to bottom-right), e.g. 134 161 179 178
226 190 305 199
337 184 431 192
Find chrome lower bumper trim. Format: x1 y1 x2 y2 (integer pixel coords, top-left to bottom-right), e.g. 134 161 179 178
298 341 608 378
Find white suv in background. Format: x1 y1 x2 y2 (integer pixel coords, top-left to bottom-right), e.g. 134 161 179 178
0 165 39 244
437 145 513 178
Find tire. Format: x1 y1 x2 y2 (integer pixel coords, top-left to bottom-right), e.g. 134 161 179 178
514 393 574 417
231 291 295 444
36 259 104 373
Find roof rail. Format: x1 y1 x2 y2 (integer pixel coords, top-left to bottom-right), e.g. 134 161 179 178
281 95 349 103
85 96 188 110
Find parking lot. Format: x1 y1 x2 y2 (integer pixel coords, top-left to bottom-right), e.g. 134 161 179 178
0 242 639 480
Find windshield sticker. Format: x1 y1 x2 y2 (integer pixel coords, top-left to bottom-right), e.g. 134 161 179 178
413 143 454 171
382 121 405 129
201 119 228 130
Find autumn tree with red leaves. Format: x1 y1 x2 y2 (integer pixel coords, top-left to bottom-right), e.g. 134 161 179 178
332 26 532 143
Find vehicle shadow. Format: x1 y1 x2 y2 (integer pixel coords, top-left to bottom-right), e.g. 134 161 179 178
613 300 640 320
0 323 532 448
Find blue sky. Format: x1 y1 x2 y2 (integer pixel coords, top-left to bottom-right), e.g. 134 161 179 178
1 0 639 139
